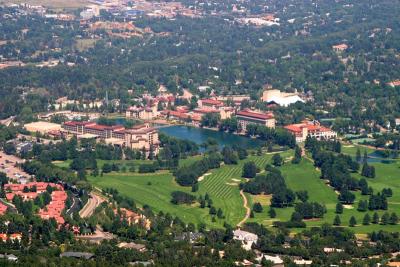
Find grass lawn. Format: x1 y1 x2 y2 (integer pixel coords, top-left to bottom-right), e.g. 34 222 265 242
247 157 400 233
83 146 400 233
341 144 375 157
88 151 293 228
88 171 212 226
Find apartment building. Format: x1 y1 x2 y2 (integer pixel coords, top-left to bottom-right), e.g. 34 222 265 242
62 121 159 154
236 109 276 132
126 105 158 120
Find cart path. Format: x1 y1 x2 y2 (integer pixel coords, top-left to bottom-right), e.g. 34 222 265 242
237 190 251 227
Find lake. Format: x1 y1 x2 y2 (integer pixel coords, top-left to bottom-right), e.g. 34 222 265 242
159 125 264 149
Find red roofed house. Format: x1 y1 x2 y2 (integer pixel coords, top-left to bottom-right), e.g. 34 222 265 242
332 43 348 52
4 182 67 225
387 80 400 87
284 120 337 143
198 99 224 109
236 109 275 132
160 110 202 126
115 208 151 230
0 233 22 242
0 202 8 215
197 99 233 119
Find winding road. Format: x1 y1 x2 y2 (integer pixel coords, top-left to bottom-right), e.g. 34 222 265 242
79 193 105 218
237 190 251 227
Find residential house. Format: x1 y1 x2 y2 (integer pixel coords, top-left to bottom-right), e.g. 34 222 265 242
332 44 348 52
233 229 258 250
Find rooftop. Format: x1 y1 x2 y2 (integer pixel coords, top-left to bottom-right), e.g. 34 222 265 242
236 110 274 120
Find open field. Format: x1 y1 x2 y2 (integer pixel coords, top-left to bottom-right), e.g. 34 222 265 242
84 146 400 232
247 157 400 233
88 151 292 228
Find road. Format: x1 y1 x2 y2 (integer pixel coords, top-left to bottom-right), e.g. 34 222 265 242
79 193 105 218
237 190 251 227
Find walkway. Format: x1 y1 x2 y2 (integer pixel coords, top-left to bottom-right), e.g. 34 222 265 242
237 190 251 227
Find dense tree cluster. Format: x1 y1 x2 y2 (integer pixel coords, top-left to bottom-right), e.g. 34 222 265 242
174 153 222 186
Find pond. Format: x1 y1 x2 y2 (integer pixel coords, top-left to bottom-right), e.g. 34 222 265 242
159 125 264 149
365 151 398 164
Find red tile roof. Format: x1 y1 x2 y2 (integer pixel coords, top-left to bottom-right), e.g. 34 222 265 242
63 121 94 127
201 99 223 106
85 124 125 131
236 110 274 120
193 108 220 114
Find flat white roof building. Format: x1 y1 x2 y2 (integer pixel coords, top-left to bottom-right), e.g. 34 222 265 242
262 89 304 107
24 121 61 134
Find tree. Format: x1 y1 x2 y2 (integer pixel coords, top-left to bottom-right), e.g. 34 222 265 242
362 214 371 225
102 163 112 173
291 211 303 222
389 212 398 225
361 162 375 178
296 191 309 203
363 150 368 163
171 191 196 205
359 178 369 195
372 212 379 224
222 147 238 165
191 183 199 192
242 161 257 178
338 188 355 204
217 208 224 218
349 216 357 227
292 145 302 164
272 154 283 167
253 202 263 213
333 215 341 226
356 148 361 162
357 200 368 212
250 211 254 218
3 143 16 155
209 206 217 215
268 207 276 218
381 212 390 225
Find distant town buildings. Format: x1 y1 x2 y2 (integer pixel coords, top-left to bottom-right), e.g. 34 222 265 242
262 89 304 107
236 109 276 132
284 120 337 143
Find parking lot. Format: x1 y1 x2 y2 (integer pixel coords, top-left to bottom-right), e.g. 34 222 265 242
0 152 30 183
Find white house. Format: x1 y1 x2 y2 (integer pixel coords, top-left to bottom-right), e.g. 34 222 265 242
233 229 258 250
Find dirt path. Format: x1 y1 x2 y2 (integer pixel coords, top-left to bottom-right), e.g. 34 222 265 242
237 190 251 227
